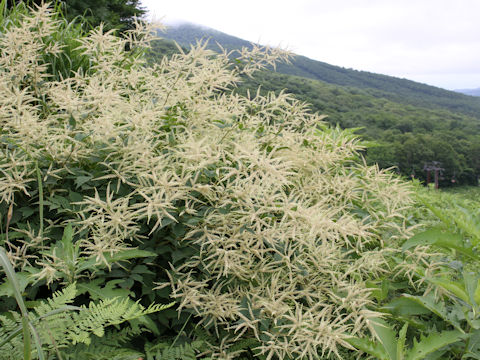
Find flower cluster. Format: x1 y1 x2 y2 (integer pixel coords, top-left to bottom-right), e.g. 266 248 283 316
0 5 413 358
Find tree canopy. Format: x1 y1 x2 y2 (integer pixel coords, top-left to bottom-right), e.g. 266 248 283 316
6 0 146 31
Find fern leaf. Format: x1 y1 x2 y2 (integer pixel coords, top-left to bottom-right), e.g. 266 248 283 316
0 315 23 359
65 297 168 346
33 283 77 318
146 341 205 360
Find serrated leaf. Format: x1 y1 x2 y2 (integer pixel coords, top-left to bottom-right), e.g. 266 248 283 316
463 352 480 360
397 323 408 360
19 207 35 218
74 175 93 188
465 329 480 357
92 326 104 337
401 293 463 332
463 271 480 307
172 248 197 264
405 330 464 360
367 279 390 302
424 350 447 360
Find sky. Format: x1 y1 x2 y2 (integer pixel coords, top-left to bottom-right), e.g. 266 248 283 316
140 0 480 90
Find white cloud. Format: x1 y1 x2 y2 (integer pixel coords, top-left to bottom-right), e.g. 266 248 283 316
141 0 480 89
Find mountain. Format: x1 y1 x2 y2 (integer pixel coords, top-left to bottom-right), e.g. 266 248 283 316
159 23 480 119
152 23 480 186
455 88 480 97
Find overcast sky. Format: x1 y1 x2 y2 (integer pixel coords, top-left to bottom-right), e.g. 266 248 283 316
141 0 480 90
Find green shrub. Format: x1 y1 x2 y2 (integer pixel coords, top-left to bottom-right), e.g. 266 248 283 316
0 3 417 359
348 186 480 360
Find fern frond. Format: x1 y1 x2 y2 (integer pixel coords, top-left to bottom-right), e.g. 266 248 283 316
0 283 170 356
0 315 23 359
63 297 170 345
148 343 197 360
61 326 144 359
32 283 77 318
145 339 208 360
63 344 143 360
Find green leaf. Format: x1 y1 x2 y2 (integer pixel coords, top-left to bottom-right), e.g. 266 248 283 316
104 249 157 262
345 336 388 360
77 279 133 300
401 293 463 332
370 318 398 360
77 249 156 273
0 231 25 243
0 272 31 297
0 248 29 316
397 323 408 360
463 352 480 360
23 316 31 360
405 330 464 360
381 297 432 317
367 279 390 302
19 207 35 218
430 278 470 304
402 228 475 260
74 175 93 188
172 248 197 264
424 350 448 360
464 329 480 358
61 224 74 258
474 279 480 305
463 271 480 307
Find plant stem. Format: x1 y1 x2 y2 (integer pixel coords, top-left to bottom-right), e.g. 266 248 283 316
170 313 192 349
36 162 44 240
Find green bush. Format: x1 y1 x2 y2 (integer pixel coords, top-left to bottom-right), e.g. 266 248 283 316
0 3 418 359
350 186 480 360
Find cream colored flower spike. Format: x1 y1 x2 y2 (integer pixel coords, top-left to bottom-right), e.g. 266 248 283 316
0 6 414 359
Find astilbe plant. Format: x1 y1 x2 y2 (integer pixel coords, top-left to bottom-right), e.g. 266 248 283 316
0 3 416 359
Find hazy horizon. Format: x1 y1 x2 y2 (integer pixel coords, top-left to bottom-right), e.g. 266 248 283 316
141 0 480 91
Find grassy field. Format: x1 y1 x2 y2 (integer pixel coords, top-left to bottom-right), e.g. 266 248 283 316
443 185 480 201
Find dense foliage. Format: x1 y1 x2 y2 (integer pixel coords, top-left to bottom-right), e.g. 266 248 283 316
5 0 145 31
355 185 480 360
236 71 480 186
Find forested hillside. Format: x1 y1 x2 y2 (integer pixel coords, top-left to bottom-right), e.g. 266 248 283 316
161 23 480 118
237 71 480 185
155 25 480 186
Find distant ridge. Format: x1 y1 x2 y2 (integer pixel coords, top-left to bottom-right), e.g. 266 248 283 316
455 88 480 97
160 23 480 119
